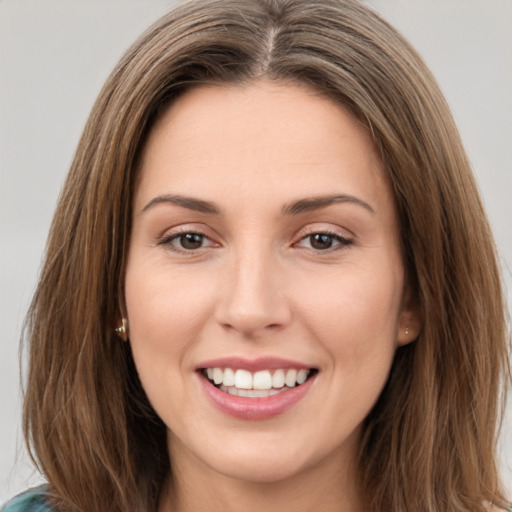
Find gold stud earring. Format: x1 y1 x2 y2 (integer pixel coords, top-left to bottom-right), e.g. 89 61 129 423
115 318 128 341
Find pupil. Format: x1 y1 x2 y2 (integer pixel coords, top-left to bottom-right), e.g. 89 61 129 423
181 233 203 249
311 234 332 250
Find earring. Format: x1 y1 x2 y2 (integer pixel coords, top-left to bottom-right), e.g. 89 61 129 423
115 318 128 341
405 327 409 335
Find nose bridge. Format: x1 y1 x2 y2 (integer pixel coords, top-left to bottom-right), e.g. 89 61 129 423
216 237 291 336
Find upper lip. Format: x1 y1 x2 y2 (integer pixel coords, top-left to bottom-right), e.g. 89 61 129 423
197 356 314 372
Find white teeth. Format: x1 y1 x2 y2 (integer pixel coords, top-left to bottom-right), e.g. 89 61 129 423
213 367 223 385
297 369 309 385
272 369 285 388
285 369 297 387
253 370 272 390
219 385 291 397
223 368 235 386
204 367 313 392
234 369 253 389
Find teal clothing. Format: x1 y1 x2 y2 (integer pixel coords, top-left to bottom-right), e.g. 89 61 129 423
2 488 511 511
1 488 51 512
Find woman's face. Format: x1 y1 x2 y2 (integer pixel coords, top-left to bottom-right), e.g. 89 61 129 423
125 82 419 485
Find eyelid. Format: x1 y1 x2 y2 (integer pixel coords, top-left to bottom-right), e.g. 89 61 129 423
293 225 354 251
157 225 220 253
296 232 352 248
295 222 354 239
155 223 354 253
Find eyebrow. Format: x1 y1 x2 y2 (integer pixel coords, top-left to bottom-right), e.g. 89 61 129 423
282 194 375 215
141 194 221 215
140 193 375 216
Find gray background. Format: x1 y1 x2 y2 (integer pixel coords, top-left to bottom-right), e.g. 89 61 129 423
1 0 511 504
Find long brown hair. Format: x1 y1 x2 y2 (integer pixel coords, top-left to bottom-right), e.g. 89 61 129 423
23 1 510 510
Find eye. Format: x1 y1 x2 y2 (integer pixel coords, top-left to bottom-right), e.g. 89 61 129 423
175 233 206 250
159 231 215 252
296 232 352 251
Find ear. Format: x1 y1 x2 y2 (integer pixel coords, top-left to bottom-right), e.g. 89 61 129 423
396 286 422 346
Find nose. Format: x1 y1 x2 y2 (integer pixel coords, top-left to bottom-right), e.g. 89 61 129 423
215 246 292 338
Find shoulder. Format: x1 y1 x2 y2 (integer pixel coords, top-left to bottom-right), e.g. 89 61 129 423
1 487 53 512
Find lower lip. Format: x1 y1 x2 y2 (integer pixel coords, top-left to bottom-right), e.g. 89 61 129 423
198 373 316 420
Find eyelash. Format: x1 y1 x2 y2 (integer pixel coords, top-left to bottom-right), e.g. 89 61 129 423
158 228 353 255
295 230 353 252
158 230 214 253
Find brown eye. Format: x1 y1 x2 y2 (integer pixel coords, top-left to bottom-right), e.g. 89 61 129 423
160 232 210 252
309 234 334 250
178 233 204 250
159 229 219 254
295 232 353 252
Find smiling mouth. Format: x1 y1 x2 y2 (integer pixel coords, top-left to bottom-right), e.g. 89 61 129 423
201 367 318 398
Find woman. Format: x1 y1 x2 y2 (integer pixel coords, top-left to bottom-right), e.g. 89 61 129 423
2 0 510 511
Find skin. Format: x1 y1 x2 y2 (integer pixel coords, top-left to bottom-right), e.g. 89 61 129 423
124 81 421 512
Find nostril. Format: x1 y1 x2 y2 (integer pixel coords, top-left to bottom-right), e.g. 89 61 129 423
219 319 286 336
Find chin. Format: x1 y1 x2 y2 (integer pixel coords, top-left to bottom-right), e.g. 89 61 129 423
198 430 344 485
213 453 311 484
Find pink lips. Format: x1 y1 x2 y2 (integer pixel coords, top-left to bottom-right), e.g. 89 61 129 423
197 357 317 421
198 356 312 372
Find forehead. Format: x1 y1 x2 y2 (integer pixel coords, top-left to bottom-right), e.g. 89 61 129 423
135 81 393 216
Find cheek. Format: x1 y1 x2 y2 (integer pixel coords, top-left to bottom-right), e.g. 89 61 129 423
125 258 214 344
123 258 223 410
303 256 401 311
123 261 193 393
124 280 189 430
294 260 403 368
